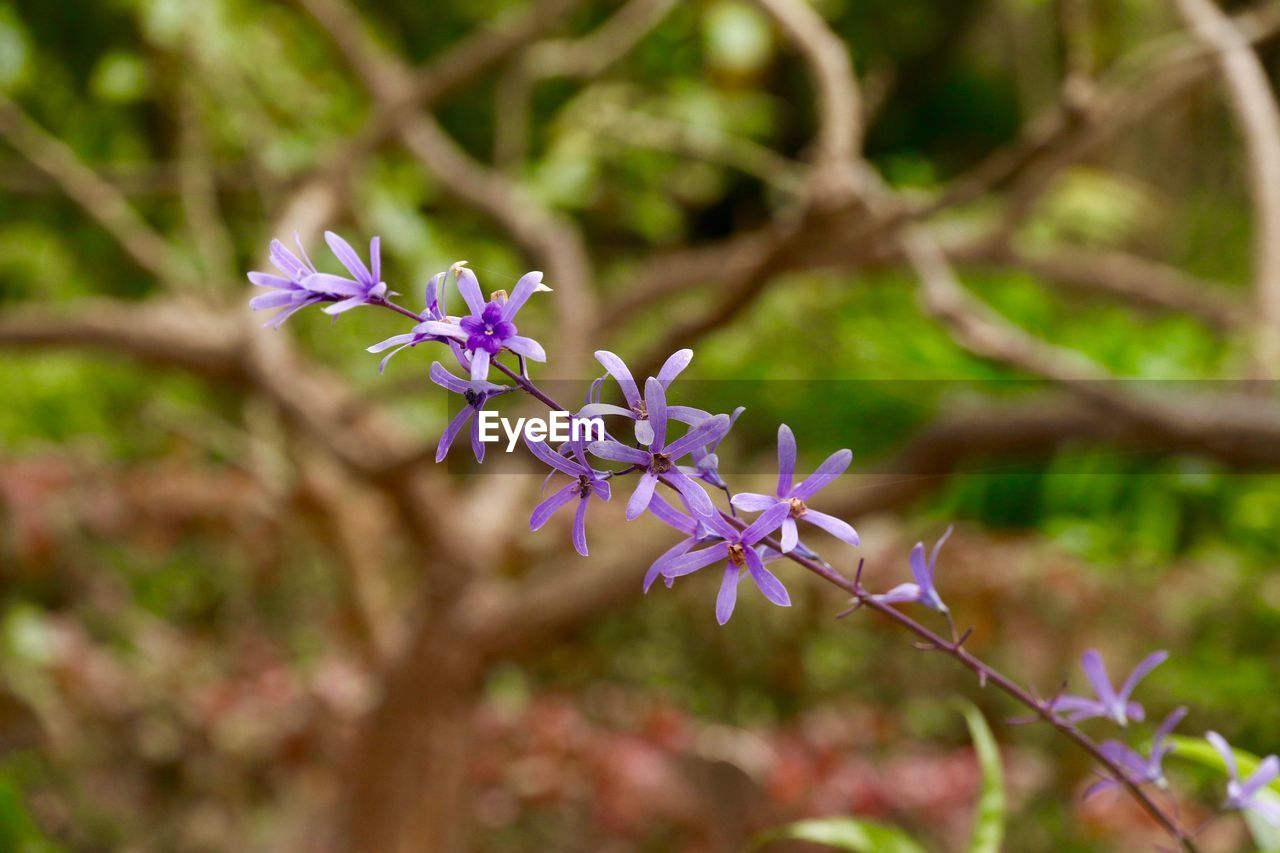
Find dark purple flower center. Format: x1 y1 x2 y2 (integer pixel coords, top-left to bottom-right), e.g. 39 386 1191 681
460 301 516 355
727 543 746 566
650 452 672 474
577 474 593 498
464 389 482 408
788 497 808 518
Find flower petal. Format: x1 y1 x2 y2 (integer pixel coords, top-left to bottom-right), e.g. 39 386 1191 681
525 436 583 477
469 348 491 386
594 351 640 408
626 471 659 520
716 564 741 625
571 497 590 556
649 491 698 535
1080 650 1117 705
435 406 473 463
429 361 470 394
745 546 790 607
505 335 546 361
530 483 579 531
779 517 798 553
871 582 923 605
645 377 667 451
589 440 650 466
803 510 860 546
323 295 367 315
577 403 634 419
664 542 730 578
777 424 797 496
456 266 485 315
1242 756 1280 799
668 405 711 425
1117 650 1169 702
792 448 852 500
367 332 419 354
415 320 468 341
667 469 714 518
250 291 299 310
501 270 544 321
730 493 779 512
1206 731 1240 783
663 413 731 461
645 538 694 592
657 349 693 387
743 501 791 544
325 231 371 283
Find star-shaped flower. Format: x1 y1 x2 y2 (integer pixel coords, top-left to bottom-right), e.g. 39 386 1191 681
730 424 858 552
579 350 709 446
1206 731 1280 826
588 378 729 520
655 502 792 624
429 362 509 463
1048 649 1169 726
525 435 611 556
1085 707 1187 800
869 526 953 612
412 266 548 387
248 236 324 327
305 231 391 316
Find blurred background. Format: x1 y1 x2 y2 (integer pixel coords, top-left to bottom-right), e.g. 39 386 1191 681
1 0 1279 850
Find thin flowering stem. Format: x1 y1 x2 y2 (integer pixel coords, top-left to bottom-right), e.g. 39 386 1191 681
359 294 1197 851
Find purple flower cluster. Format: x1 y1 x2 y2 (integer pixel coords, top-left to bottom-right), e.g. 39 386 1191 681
249 232 389 327
247 235 1280 840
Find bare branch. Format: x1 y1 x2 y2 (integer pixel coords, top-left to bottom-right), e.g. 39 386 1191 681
495 0 679 165
0 92 194 286
177 82 238 285
988 244 1248 331
266 0 585 244
754 0 862 176
1173 0 1280 376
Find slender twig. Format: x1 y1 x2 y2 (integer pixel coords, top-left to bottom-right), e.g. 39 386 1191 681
369 297 1195 850
1172 0 1280 378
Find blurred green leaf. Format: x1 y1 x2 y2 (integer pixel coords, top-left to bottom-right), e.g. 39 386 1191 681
751 817 927 852
702 0 773 75
0 7 32 92
961 703 1005 853
89 52 149 103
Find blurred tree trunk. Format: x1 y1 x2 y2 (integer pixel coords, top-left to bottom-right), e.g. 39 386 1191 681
332 618 482 853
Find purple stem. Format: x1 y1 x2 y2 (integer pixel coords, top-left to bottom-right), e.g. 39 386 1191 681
372 299 1195 851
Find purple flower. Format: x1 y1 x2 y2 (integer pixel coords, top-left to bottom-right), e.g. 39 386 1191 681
1085 707 1187 800
366 270 455 372
1206 731 1280 825
869 526 953 612
729 425 858 552
580 350 709 446
411 266 548 387
655 502 792 624
679 406 744 490
248 236 325 327
304 231 391 316
642 492 720 593
429 362 508 463
588 378 729 520
1048 649 1169 726
525 435 611 556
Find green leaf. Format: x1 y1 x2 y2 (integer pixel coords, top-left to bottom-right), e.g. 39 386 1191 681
1168 735 1280 852
960 703 1005 853
750 817 927 852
